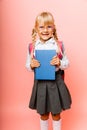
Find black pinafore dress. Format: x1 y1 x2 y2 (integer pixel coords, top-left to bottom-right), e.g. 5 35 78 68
29 70 72 115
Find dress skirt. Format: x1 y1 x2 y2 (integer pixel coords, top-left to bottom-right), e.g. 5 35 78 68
29 70 72 115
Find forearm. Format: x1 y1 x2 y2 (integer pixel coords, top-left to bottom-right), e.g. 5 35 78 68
59 55 69 69
25 53 34 71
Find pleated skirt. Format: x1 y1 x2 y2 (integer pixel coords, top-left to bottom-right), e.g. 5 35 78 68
29 70 72 115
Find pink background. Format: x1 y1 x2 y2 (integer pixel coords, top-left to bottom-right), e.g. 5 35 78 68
1 0 87 130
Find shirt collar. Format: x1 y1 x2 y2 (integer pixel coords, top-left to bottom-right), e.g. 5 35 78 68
35 38 56 46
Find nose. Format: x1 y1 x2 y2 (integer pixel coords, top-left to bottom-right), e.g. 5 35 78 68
43 27 48 31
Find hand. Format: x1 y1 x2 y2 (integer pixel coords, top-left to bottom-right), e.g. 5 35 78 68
50 55 61 66
30 58 40 69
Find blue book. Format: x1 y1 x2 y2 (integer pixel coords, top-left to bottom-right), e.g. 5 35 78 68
35 50 56 80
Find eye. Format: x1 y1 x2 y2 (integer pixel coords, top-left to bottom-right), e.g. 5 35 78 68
39 26 44 29
47 25 53 29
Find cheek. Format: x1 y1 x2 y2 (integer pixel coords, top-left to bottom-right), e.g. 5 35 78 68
37 30 41 36
50 31 54 35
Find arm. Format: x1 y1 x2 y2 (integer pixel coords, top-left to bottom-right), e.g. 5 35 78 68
25 44 40 71
59 43 69 69
50 43 69 70
25 46 33 71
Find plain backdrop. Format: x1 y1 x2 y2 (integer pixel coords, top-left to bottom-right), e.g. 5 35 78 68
1 0 87 130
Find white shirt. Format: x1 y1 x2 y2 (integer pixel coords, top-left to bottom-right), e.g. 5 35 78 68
25 38 69 71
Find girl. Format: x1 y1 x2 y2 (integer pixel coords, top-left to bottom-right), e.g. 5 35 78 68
26 12 72 130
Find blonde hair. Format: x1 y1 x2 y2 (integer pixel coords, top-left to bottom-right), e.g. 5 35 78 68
31 12 58 44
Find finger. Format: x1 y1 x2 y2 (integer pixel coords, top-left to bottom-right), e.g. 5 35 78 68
52 55 57 59
50 58 60 65
33 61 40 67
31 58 40 64
50 58 57 63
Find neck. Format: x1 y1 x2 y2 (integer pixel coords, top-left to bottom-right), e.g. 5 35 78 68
40 37 53 43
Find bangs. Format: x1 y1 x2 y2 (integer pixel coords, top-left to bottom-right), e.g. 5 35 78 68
35 12 54 26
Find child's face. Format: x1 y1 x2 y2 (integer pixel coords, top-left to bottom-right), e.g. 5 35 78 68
36 21 54 43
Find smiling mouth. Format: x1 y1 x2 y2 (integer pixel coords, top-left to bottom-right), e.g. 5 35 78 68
42 33 49 35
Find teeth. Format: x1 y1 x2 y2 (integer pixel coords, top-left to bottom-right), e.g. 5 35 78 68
42 34 49 35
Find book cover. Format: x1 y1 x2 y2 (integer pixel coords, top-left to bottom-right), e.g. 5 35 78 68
35 50 56 80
